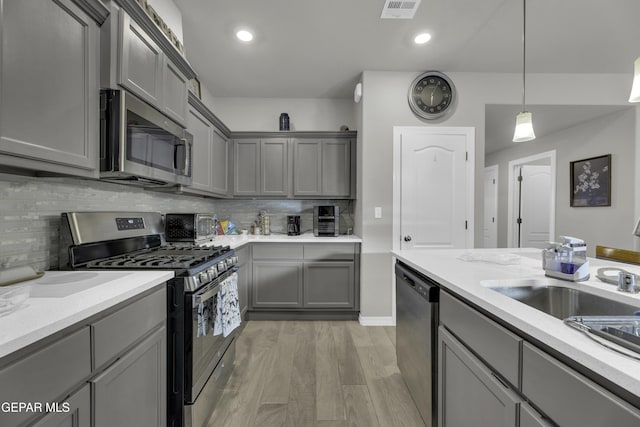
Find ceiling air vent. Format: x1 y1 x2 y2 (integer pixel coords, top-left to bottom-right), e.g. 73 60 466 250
380 0 421 19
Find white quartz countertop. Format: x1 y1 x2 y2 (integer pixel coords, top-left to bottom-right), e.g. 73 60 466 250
392 247 640 399
206 232 362 249
0 270 173 359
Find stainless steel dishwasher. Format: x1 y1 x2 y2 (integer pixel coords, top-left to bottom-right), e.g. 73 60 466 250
396 261 440 427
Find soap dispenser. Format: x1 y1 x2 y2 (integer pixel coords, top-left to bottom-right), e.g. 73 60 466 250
543 236 590 281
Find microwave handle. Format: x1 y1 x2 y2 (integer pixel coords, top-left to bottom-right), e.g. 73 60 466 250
174 138 191 173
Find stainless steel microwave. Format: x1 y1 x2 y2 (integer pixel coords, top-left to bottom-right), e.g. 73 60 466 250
100 89 192 187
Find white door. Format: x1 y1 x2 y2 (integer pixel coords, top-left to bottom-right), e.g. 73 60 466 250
394 127 474 251
519 165 551 248
483 166 498 248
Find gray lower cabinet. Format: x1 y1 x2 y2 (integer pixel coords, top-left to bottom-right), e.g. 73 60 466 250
522 342 640 427
0 0 100 177
235 245 250 318
32 384 91 427
0 286 166 427
233 138 288 197
252 261 304 308
438 326 520 427
439 290 640 427
293 138 351 198
520 403 553 427
249 243 359 317
303 262 354 308
92 326 166 427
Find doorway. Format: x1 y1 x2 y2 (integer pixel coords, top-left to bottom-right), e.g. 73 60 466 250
507 151 556 248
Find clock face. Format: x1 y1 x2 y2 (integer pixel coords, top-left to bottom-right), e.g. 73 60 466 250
408 72 456 120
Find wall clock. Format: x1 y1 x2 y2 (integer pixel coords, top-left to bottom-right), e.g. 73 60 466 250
408 71 457 120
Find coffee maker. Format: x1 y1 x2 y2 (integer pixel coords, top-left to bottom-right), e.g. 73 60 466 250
287 215 301 236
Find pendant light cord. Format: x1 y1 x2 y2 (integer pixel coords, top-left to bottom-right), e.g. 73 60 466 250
521 0 527 113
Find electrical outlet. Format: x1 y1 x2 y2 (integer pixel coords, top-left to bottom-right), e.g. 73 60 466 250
374 207 382 219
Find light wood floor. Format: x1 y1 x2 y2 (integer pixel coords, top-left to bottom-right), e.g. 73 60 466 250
207 320 426 427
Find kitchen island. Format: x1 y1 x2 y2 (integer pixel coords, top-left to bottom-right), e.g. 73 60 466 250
393 248 640 427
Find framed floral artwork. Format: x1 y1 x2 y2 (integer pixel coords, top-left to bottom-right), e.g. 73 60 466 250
570 154 611 207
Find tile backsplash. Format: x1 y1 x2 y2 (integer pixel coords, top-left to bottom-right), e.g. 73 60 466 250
0 173 353 271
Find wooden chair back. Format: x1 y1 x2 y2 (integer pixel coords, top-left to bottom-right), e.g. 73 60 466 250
595 245 640 265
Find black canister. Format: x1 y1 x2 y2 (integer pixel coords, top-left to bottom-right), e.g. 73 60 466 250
279 113 290 131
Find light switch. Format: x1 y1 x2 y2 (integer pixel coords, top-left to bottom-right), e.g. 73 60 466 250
374 207 382 219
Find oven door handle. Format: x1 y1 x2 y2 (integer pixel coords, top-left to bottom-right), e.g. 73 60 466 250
193 283 221 308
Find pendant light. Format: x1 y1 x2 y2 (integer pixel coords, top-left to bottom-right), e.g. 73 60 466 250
629 56 640 103
513 0 536 142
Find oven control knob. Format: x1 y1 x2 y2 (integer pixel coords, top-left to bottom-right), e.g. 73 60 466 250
209 266 218 279
198 272 208 284
218 261 226 272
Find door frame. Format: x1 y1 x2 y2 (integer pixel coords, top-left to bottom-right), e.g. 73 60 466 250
507 150 557 248
483 164 499 248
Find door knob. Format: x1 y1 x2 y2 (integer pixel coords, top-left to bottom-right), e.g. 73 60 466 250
404 235 412 242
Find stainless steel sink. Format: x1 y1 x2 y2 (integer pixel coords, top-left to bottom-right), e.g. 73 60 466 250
488 285 640 319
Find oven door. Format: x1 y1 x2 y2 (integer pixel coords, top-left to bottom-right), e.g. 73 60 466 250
185 275 230 403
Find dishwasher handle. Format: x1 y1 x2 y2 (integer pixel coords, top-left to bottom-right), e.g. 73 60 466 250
395 262 439 302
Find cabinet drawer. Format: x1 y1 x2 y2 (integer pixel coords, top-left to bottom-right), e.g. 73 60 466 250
440 291 521 388
0 327 91 426
522 342 640 427
252 243 303 260
303 243 355 260
93 286 166 370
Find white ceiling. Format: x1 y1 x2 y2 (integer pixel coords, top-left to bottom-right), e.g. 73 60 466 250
175 0 640 99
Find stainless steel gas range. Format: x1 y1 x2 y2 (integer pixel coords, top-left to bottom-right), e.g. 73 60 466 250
59 212 240 427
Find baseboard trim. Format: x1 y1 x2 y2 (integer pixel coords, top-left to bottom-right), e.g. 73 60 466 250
358 315 395 326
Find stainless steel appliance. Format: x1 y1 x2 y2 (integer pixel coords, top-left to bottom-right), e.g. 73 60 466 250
100 89 193 187
59 212 239 427
287 215 301 236
395 261 439 427
313 205 339 236
165 213 217 245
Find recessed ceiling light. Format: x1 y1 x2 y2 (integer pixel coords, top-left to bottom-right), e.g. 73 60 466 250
414 33 431 45
236 30 254 42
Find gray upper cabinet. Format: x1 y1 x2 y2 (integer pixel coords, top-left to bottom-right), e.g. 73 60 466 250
293 138 352 198
233 139 261 196
211 129 230 195
186 106 215 193
118 9 163 106
106 5 189 126
233 138 288 197
0 0 101 178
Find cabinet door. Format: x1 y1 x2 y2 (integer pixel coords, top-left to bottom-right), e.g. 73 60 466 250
252 261 303 308
32 384 90 427
520 403 554 427
303 262 354 308
211 129 230 196
162 58 188 126
92 326 166 427
322 139 351 197
186 106 214 193
261 138 289 196
233 139 261 196
293 139 322 196
439 326 520 427
0 0 99 176
235 246 250 318
118 10 163 107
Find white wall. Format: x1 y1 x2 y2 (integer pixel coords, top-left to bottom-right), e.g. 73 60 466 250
207 97 356 132
486 108 636 255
